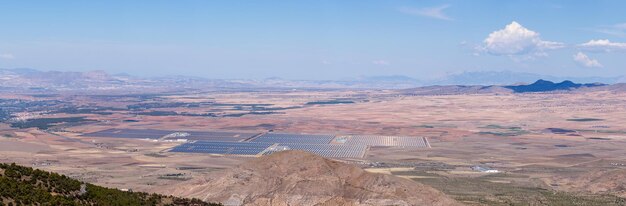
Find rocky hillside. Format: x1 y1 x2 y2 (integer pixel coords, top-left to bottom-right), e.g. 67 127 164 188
164 150 460 206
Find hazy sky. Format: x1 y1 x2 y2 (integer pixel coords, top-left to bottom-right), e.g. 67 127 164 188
1 1 625 80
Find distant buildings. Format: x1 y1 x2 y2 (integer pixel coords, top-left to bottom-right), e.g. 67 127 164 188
471 165 500 173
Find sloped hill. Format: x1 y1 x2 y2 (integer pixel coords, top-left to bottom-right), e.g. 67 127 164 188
0 163 220 206
165 150 460 206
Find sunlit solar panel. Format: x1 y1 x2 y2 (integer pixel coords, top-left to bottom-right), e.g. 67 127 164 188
169 141 273 155
251 133 335 144
263 143 366 158
342 135 428 147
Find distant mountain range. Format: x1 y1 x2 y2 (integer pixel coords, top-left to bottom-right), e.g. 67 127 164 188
1 68 624 91
504 79 605 93
402 79 624 95
0 68 252 92
428 71 625 86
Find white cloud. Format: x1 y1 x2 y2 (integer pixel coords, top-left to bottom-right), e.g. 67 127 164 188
399 4 453 21
0 53 15 59
321 60 332 65
579 39 626 52
615 23 626 30
372 60 389 65
573 52 602 68
588 23 626 37
479 21 564 56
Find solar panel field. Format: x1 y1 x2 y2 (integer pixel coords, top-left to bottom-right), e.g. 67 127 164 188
264 143 367 158
165 131 259 141
342 135 429 148
250 133 335 144
170 141 274 155
88 129 430 158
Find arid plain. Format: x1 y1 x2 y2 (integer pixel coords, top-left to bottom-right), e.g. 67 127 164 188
2 88 626 205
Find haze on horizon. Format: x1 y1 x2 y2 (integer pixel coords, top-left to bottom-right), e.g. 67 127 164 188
1 0 625 80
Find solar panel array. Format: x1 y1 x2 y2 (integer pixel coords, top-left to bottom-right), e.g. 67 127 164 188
343 135 429 147
170 141 273 155
251 133 335 144
90 129 430 158
263 143 366 158
82 129 257 142
165 131 259 141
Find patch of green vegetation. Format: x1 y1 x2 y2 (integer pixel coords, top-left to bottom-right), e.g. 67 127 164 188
158 173 191 181
127 102 207 110
144 153 168 158
157 176 191 181
305 100 355 105
392 170 443 177
210 103 273 107
587 137 611 140
223 111 283 117
415 125 435 128
134 111 179 116
10 117 96 130
567 118 604 122
53 107 119 115
478 130 530 137
30 94 59 98
1 134 13 138
480 124 523 130
543 191 625 206
250 106 301 111
400 171 625 206
578 129 626 134
478 124 529 137
134 111 217 117
0 162 221 206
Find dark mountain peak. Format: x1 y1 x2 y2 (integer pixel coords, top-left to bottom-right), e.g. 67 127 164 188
505 79 604 93
557 80 577 87
534 79 554 84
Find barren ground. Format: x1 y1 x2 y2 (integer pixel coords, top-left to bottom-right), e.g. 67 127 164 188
2 89 626 205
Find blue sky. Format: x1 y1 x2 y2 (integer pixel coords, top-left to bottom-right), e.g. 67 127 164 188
1 0 625 80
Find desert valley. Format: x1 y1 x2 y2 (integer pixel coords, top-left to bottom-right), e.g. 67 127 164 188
2 70 626 205
2 1 626 205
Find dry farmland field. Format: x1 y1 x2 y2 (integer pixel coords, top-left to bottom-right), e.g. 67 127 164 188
2 88 626 205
